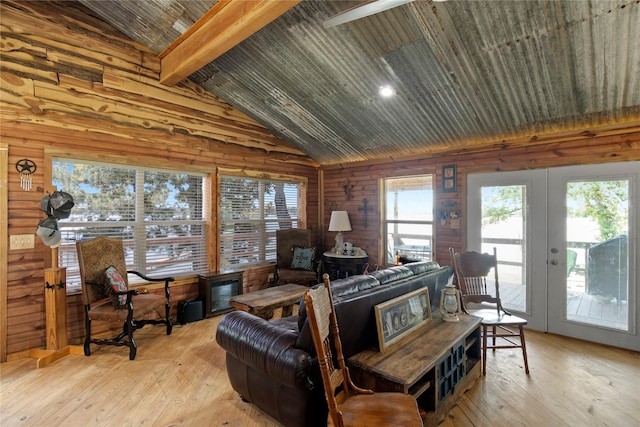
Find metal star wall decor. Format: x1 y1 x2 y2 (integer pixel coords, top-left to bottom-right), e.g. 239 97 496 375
15 158 36 191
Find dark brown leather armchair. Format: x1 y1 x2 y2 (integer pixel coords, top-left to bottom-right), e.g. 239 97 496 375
275 228 319 286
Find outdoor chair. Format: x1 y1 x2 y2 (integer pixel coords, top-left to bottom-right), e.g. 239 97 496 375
76 236 174 360
303 273 424 427
449 247 530 375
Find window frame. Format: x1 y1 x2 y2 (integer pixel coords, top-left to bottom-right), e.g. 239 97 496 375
217 168 308 269
381 174 435 265
46 150 214 293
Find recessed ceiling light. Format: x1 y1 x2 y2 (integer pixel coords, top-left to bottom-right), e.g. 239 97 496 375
379 85 396 98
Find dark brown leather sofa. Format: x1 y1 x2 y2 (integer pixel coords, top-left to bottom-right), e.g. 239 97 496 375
215 261 454 427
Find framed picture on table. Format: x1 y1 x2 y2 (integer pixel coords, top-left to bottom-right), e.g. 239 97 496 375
442 164 457 192
374 288 432 352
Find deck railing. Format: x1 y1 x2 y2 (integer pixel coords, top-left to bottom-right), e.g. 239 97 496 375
481 237 594 281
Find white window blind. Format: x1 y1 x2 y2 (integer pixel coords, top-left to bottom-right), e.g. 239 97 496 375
220 175 302 268
53 159 207 292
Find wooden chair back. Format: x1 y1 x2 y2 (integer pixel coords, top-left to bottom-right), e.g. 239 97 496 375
304 274 351 425
76 236 129 307
450 247 503 314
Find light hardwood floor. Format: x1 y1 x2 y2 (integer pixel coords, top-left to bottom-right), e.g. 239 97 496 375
1 313 639 427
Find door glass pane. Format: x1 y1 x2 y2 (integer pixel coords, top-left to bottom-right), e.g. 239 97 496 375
480 185 527 312
566 180 629 330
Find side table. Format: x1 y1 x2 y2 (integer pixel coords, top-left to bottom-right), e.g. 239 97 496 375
322 251 369 280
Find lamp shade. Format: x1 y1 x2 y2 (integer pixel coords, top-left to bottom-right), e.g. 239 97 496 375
328 211 352 232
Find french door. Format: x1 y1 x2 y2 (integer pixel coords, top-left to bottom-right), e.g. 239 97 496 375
467 162 639 351
467 169 547 331
547 163 637 349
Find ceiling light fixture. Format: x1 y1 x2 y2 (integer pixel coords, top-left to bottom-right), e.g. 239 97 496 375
379 85 396 98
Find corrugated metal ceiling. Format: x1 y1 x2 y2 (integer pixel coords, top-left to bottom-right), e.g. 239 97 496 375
76 0 640 165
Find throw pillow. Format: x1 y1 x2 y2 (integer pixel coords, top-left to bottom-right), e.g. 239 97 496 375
291 246 316 271
103 265 128 306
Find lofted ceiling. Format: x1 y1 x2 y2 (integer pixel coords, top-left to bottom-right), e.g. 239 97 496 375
74 0 640 166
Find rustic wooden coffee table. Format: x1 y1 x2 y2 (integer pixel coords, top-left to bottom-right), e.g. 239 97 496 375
228 283 308 319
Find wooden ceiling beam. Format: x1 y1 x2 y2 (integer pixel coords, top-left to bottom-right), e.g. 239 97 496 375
160 0 299 86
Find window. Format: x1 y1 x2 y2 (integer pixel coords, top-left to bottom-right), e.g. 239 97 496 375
383 175 434 264
220 173 305 268
53 159 207 292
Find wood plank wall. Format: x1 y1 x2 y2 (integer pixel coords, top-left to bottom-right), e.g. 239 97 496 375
0 0 319 359
2 0 640 360
321 128 640 269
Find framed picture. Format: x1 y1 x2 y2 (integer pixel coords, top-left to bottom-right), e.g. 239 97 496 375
442 164 457 192
374 288 432 352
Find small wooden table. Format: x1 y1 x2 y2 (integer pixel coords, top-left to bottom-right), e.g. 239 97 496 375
228 283 308 319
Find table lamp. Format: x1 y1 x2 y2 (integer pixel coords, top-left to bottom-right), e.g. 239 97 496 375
328 211 351 254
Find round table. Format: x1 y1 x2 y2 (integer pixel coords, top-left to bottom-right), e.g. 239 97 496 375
322 251 369 280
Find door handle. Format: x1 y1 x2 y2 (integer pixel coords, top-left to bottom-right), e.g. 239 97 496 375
550 259 558 265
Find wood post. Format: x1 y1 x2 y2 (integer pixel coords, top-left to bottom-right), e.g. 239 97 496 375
37 243 83 367
44 266 67 351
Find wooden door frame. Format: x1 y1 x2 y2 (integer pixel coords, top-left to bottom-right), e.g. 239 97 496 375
1 142 8 362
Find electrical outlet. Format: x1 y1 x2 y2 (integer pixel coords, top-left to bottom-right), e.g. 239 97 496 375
10 234 35 250
267 273 275 283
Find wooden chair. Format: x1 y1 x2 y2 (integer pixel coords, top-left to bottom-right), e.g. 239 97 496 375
76 236 174 360
275 228 319 286
304 274 423 427
449 247 530 375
